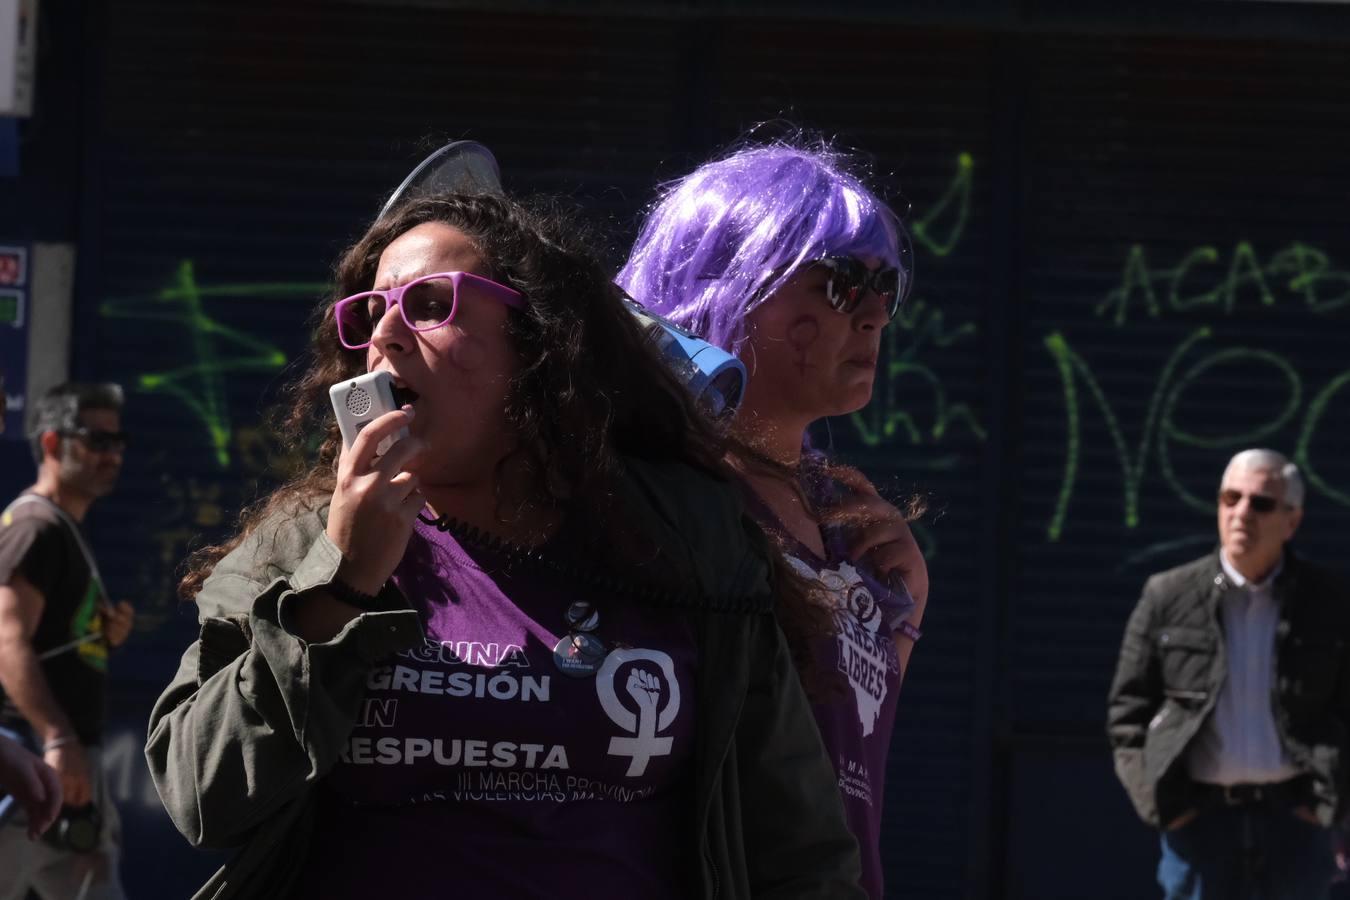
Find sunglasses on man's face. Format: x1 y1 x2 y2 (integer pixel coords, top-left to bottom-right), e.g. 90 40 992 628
814 256 907 320
1218 489 1282 514
63 428 129 453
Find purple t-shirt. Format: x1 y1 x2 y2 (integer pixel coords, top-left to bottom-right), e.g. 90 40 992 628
297 519 698 898
757 487 913 900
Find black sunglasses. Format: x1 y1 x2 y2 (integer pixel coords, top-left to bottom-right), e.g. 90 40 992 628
63 428 129 453
1218 489 1281 514
815 256 907 320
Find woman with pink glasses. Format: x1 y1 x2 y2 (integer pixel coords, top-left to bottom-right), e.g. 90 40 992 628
621 141 931 900
146 192 864 898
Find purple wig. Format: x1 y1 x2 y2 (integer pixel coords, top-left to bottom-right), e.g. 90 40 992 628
618 143 907 354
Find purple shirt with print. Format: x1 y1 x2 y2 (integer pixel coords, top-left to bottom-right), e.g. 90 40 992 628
753 477 913 900
297 518 698 898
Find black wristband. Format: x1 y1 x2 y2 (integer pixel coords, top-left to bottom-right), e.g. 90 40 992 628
325 576 390 612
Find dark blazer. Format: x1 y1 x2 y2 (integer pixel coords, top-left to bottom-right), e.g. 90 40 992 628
1106 548 1350 828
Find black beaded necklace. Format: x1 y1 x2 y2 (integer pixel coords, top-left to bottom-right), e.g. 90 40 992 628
415 511 764 614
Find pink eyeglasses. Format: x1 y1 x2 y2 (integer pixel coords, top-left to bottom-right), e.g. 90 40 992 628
333 271 526 350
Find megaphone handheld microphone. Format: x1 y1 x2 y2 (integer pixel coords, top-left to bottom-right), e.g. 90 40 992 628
621 298 745 422
380 141 748 423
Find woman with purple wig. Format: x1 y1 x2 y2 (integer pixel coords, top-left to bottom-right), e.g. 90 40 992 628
620 142 929 900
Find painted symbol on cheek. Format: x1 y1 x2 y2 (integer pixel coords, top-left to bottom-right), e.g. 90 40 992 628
786 316 820 377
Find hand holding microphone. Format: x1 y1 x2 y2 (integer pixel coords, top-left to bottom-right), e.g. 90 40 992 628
292 373 423 642
326 400 425 596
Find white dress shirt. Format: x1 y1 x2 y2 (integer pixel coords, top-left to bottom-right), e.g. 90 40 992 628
1186 552 1303 786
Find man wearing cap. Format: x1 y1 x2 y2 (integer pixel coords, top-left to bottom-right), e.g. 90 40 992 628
1108 448 1350 898
0 382 134 899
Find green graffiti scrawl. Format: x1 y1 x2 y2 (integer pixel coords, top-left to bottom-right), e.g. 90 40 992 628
1043 327 1212 541
851 298 985 449
101 261 326 467
849 153 983 452
1043 320 1350 540
1054 236 1350 540
893 297 979 351
1096 241 1350 327
1159 348 1301 514
910 153 974 259
1296 370 1350 507
1095 246 1160 326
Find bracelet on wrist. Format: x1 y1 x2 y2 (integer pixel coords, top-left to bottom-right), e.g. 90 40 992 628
326 575 392 612
897 620 923 643
42 735 77 753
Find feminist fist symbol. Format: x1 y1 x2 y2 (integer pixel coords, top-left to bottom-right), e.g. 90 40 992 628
607 666 673 777
598 650 681 778
627 669 661 711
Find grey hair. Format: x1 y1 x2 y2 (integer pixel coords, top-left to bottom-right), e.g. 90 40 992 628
1222 448 1305 509
26 382 124 464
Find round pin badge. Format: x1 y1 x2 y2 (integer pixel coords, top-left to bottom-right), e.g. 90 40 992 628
564 600 600 633
553 632 608 678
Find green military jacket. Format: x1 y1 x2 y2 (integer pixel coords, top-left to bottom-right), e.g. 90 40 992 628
145 459 864 899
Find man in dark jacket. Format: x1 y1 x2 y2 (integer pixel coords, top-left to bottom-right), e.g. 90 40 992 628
1108 448 1350 899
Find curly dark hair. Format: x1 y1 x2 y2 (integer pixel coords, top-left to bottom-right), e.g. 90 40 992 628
179 192 834 682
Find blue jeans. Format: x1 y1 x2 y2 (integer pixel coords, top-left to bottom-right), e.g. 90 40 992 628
1159 805 1337 900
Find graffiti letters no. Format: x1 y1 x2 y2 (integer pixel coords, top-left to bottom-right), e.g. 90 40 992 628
1046 241 1350 541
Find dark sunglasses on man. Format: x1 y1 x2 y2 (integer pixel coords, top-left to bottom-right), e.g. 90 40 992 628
815 256 908 320
1218 489 1284 514
62 428 129 453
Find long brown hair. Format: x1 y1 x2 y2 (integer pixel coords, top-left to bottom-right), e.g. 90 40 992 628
179 193 834 678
